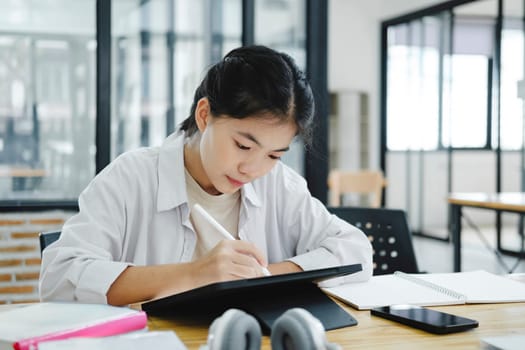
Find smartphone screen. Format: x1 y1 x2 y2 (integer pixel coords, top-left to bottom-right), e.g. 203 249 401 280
371 305 479 334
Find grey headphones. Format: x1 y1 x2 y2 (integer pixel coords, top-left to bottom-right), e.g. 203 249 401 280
201 308 341 350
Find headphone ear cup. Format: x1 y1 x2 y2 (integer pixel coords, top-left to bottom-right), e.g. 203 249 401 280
207 309 262 350
271 308 340 350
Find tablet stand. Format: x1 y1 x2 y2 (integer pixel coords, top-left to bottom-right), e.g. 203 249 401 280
145 282 357 335
240 282 357 334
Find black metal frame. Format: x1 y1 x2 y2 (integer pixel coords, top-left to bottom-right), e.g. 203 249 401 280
0 200 78 212
450 203 525 272
305 0 329 204
242 0 255 46
95 0 111 173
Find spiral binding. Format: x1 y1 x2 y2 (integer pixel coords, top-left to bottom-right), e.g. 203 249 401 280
393 271 467 301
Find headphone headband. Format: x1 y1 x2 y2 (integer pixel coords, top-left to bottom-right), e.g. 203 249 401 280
204 308 340 350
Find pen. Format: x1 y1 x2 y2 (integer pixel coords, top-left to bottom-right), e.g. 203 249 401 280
192 203 271 276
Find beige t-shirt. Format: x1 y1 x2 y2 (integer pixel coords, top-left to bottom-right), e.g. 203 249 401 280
185 168 241 260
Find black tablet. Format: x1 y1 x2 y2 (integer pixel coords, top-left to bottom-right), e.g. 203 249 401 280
142 263 362 334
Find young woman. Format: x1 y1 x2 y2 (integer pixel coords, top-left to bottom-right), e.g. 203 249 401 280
39 45 372 306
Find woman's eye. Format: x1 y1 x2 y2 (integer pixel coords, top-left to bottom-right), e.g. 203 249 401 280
269 155 281 160
236 142 250 150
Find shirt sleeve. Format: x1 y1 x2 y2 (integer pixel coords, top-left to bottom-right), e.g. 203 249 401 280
39 156 134 304
277 166 373 285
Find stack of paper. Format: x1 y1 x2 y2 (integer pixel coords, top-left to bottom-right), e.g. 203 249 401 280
38 331 187 350
0 302 147 350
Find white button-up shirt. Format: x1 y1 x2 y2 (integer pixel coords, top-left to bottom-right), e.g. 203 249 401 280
39 131 372 303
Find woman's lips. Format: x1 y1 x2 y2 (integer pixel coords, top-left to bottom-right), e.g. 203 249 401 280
227 176 244 187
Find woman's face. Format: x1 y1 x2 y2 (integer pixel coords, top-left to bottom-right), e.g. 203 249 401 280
195 100 297 195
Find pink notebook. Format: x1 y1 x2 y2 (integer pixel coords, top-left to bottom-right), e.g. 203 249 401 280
0 303 147 350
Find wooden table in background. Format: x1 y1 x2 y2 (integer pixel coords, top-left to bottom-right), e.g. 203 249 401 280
448 192 525 272
148 301 525 349
0 166 47 191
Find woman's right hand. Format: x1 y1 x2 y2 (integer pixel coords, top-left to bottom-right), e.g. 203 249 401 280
108 240 268 305
189 239 269 287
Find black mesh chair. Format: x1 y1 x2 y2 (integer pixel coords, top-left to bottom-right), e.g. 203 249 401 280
328 207 419 275
39 231 61 255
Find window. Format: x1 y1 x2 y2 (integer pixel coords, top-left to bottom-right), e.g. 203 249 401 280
0 0 96 201
385 13 524 151
386 24 440 151
442 54 489 148
111 0 242 157
0 0 314 206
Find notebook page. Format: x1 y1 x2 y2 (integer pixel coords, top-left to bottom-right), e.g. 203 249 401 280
322 274 464 310
413 270 525 303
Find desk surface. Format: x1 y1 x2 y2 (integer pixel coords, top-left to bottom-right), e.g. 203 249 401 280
1 298 523 349
148 301 525 349
448 192 525 212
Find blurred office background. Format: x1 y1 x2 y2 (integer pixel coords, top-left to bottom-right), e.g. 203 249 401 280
0 0 523 303
0 0 308 202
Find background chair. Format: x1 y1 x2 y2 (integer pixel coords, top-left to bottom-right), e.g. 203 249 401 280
328 206 419 275
39 231 61 255
327 170 387 208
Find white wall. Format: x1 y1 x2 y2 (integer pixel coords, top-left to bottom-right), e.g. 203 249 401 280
328 0 444 170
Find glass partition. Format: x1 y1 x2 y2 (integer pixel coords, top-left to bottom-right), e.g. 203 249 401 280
381 0 525 238
0 0 315 206
0 0 96 200
111 0 242 157
443 11 496 148
500 0 525 251
386 16 442 151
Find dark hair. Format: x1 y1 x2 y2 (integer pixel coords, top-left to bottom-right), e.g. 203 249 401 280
179 45 314 146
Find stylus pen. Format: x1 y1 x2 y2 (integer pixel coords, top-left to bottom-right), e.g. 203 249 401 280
193 203 271 276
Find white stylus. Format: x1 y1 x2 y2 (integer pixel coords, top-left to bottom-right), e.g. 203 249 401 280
193 203 271 276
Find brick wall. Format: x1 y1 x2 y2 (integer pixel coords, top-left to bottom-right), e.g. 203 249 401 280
0 211 76 304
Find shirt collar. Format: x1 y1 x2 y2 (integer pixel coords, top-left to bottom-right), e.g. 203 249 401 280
157 131 187 212
242 182 262 208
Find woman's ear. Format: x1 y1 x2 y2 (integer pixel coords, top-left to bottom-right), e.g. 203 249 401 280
195 97 211 132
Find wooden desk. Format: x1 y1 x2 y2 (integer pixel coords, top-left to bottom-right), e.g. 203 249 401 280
148 302 525 349
0 166 47 191
448 192 525 272
0 167 47 178
1 298 523 349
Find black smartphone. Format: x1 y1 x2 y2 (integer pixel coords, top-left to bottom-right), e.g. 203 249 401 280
371 305 479 334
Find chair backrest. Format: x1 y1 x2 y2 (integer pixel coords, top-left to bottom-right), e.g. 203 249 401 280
327 170 387 207
39 231 61 255
328 206 418 275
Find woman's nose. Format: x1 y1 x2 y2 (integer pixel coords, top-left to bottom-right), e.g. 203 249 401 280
238 156 267 177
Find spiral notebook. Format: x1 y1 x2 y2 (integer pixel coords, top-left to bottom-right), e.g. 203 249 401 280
322 270 525 310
